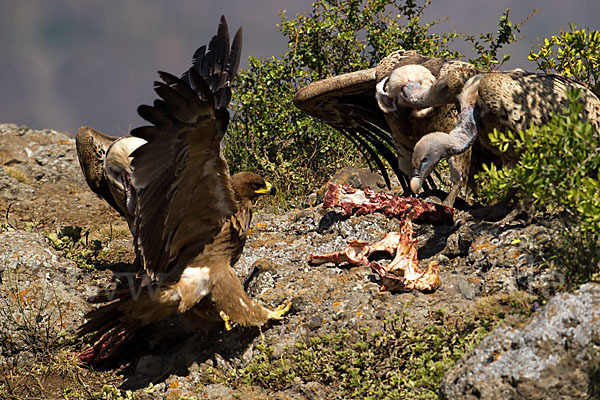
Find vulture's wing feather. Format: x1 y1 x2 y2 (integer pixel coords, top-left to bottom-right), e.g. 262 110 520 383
293 68 402 187
131 23 242 280
478 72 600 133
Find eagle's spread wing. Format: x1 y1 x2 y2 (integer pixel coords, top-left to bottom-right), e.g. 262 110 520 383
129 17 242 280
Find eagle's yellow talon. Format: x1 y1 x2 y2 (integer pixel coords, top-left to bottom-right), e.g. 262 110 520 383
220 311 233 331
270 301 292 320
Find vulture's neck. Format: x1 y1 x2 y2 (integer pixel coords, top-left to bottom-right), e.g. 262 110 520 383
443 104 477 156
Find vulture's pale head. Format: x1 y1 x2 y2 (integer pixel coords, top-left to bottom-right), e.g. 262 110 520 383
411 99 479 194
376 65 436 116
230 172 276 202
400 68 482 110
104 136 147 190
103 136 147 220
410 132 450 193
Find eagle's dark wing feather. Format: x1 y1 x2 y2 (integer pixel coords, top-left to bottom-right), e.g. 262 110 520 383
130 20 243 280
186 15 242 110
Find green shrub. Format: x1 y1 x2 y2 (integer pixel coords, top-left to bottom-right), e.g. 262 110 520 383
277 0 460 75
225 54 363 206
529 24 600 93
478 89 599 232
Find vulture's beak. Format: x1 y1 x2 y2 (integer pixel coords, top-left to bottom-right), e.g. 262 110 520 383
255 181 276 195
401 81 429 108
410 173 423 194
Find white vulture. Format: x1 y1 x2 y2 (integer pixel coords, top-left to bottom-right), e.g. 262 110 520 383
398 68 600 203
293 50 476 200
75 16 288 364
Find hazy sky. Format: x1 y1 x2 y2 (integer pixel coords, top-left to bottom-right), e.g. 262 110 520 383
0 1 598 136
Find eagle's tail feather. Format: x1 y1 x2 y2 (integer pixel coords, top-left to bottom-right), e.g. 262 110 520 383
77 288 140 364
78 319 139 364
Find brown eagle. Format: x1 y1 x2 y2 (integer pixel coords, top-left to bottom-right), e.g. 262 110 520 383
75 16 288 363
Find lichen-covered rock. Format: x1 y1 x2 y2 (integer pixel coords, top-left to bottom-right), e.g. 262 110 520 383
441 283 600 400
0 230 96 367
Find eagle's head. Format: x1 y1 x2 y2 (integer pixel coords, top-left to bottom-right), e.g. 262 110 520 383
231 171 276 202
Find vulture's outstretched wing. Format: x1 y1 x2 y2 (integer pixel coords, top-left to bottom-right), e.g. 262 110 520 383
130 17 243 280
293 68 402 187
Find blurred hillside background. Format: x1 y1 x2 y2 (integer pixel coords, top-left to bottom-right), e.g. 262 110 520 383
0 0 597 136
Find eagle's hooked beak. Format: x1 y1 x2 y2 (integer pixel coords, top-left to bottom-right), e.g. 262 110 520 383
255 181 276 195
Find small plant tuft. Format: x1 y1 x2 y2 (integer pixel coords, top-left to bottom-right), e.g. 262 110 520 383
45 226 105 271
2 165 31 185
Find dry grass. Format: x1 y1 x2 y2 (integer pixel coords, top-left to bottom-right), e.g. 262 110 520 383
471 291 537 323
3 165 31 185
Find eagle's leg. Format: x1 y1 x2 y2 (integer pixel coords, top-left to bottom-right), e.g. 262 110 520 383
219 301 291 330
220 311 234 331
211 263 291 328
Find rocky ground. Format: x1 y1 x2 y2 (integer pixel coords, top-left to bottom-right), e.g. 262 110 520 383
1 123 598 399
